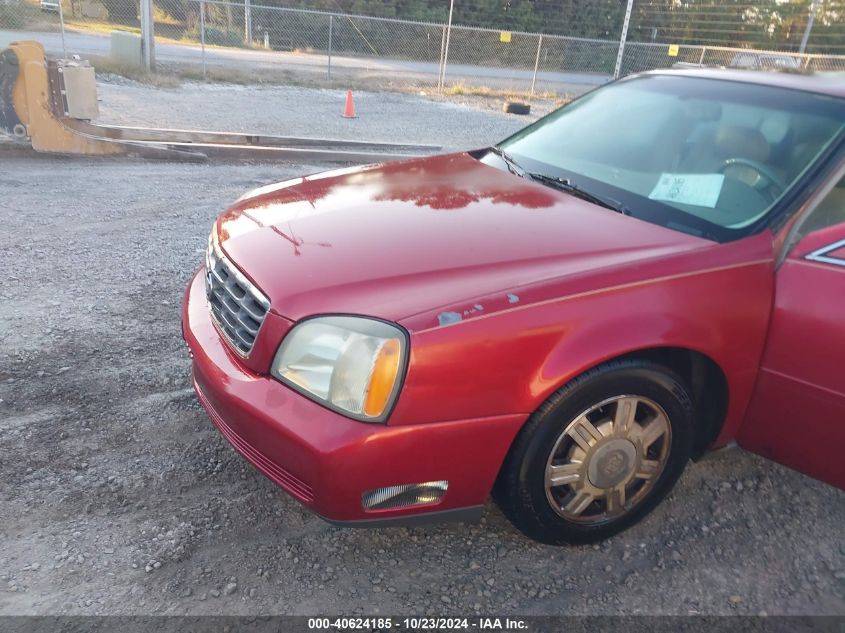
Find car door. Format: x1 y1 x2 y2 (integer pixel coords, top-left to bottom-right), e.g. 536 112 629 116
738 174 845 489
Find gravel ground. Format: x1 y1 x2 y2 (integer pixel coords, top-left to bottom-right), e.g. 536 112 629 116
0 81 843 617
94 79 553 151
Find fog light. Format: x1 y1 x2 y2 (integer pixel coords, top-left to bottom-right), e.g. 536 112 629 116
361 481 448 511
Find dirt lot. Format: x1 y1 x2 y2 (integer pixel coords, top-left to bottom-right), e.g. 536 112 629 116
0 82 843 617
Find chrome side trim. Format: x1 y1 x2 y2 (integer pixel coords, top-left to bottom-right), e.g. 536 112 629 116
805 238 845 268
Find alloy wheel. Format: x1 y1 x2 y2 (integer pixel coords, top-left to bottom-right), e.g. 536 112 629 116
544 395 672 524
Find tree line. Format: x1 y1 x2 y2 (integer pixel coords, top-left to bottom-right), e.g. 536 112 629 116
264 0 844 52
103 0 843 54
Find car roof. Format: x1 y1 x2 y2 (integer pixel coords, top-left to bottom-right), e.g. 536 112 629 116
642 68 845 99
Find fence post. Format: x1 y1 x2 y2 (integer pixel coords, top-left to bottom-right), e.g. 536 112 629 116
139 0 155 71
57 0 67 58
613 0 634 79
244 0 252 45
437 25 446 90
440 0 455 92
698 46 706 64
327 15 333 79
799 0 821 54
530 35 542 100
200 1 207 79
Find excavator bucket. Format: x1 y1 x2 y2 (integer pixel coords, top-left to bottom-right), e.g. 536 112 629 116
0 40 123 155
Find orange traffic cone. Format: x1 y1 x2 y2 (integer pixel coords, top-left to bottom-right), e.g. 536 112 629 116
342 90 357 119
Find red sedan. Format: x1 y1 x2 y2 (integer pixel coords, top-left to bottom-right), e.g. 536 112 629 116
183 69 845 544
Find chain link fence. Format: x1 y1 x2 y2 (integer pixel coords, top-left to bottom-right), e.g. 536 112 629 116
0 0 62 33
1 0 844 96
619 41 845 76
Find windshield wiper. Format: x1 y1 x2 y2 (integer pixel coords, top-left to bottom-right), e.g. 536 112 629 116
489 148 631 216
528 173 631 216
489 146 528 178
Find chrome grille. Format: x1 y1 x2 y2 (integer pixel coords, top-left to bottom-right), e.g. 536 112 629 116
205 237 270 356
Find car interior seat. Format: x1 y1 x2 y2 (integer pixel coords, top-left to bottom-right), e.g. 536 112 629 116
679 125 771 177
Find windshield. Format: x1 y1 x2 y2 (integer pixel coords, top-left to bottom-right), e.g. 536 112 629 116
492 74 845 241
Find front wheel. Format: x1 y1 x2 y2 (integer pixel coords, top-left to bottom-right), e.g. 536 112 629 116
495 359 695 545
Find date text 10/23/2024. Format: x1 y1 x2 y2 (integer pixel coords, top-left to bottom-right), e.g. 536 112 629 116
307 618 529 630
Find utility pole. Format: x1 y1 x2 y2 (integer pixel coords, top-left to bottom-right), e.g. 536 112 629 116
140 0 155 71
613 0 634 79
439 0 455 91
799 0 821 54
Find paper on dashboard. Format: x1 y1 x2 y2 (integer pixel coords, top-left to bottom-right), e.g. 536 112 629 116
649 173 725 208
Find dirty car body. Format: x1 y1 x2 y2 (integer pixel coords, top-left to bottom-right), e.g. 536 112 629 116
183 70 845 544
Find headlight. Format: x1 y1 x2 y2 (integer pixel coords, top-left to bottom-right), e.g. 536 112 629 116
270 316 407 422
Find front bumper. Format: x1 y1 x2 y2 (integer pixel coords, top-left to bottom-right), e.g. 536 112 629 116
182 268 525 524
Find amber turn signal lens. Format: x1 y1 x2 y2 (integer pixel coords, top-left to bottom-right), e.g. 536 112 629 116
363 339 402 418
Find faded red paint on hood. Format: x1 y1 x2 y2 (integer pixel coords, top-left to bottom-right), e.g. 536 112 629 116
216 152 709 328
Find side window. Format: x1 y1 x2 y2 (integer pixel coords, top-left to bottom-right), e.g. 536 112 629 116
800 175 845 237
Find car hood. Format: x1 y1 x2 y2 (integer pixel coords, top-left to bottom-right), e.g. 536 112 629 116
216 152 709 329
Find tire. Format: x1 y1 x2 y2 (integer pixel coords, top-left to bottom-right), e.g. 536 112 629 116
503 101 531 115
495 359 694 545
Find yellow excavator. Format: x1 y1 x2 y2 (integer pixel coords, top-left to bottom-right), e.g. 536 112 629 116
0 40 438 162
